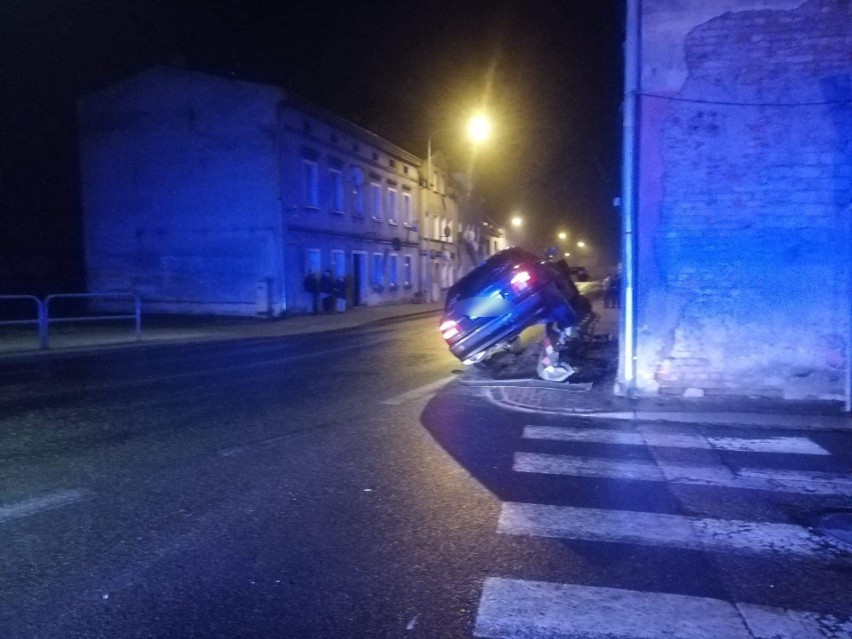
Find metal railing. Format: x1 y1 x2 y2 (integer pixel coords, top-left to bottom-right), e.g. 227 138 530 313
0 295 46 348
0 293 141 350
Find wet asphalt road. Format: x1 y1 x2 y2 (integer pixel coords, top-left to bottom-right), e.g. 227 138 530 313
1 314 851 638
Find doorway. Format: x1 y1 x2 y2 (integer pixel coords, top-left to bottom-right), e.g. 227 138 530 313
352 252 366 306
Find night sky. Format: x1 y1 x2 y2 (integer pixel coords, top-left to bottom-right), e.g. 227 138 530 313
0 0 624 293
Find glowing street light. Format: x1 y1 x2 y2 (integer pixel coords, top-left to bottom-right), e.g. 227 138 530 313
511 216 523 228
564 252 571 257
558 231 567 240
427 113 492 192
577 240 586 248
466 113 492 144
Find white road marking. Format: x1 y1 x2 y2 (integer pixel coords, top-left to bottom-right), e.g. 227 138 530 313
498 502 845 559
474 578 849 639
523 425 830 455
381 375 457 405
0 489 89 524
514 452 852 496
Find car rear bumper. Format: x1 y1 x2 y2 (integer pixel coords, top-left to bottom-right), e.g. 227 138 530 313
446 290 546 362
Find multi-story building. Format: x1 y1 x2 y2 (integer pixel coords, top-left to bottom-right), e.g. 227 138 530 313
77 66 422 316
420 151 461 302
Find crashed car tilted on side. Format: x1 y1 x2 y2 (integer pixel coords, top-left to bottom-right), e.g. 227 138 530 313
439 247 593 381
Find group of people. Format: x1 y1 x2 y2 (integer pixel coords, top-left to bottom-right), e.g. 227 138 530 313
303 270 347 314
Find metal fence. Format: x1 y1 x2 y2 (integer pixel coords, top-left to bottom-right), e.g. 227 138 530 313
0 293 141 350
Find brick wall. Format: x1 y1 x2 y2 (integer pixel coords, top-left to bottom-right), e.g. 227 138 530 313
635 0 851 400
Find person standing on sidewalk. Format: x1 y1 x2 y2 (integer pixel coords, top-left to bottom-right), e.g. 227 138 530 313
604 267 621 308
320 270 335 314
333 275 346 313
304 271 320 314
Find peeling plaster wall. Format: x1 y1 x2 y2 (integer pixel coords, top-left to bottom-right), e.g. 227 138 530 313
634 0 851 399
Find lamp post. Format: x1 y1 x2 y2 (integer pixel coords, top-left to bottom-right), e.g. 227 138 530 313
422 114 491 302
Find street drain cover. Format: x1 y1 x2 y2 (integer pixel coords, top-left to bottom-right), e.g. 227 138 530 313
817 511 852 548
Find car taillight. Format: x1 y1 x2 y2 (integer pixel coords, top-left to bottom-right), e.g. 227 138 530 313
440 320 459 340
510 270 532 292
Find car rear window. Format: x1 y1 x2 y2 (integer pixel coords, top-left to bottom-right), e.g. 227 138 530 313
446 248 539 306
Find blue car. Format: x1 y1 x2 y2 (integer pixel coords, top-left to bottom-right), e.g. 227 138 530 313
440 248 591 372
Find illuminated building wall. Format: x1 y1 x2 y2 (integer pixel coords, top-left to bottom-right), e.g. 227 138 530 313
78 66 422 316
627 0 850 400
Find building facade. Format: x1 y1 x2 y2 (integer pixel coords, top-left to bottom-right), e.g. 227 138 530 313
620 0 851 403
78 66 422 316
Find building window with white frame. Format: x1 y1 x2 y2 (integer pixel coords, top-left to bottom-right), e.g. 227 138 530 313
370 182 382 221
329 168 344 213
403 255 412 288
387 188 397 225
303 160 319 208
402 191 412 227
389 254 398 288
371 252 384 289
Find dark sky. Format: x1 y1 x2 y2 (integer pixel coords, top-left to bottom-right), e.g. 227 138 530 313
0 0 624 291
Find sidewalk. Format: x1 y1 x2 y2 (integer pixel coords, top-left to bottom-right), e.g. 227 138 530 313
0 301 445 358
458 295 852 431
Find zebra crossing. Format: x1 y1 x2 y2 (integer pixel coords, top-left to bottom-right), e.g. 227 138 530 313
473 419 852 639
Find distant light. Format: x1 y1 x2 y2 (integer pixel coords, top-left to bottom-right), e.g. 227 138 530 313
564 252 570 257
577 241 586 248
511 216 523 228
558 232 567 240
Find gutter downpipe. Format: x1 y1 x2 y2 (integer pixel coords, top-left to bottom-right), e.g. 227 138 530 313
846 201 851 413
618 0 640 396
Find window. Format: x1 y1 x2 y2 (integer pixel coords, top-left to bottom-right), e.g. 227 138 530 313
432 215 441 240
372 253 384 288
389 254 399 288
303 160 319 207
332 250 345 278
306 248 321 276
387 188 397 224
370 182 382 221
402 191 412 226
403 255 413 288
329 168 344 212
350 167 365 216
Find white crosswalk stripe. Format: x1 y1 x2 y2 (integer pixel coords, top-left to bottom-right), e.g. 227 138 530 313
472 419 851 638
498 502 848 560
523 425 830 455
514 451 852 496
474 578 852 639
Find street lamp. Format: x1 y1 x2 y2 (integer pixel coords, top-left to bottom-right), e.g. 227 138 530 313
466 113 491 144
511 216 523 228
577 240 586 248
423 113 492 301
427 113 491 192
558 231 567 241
